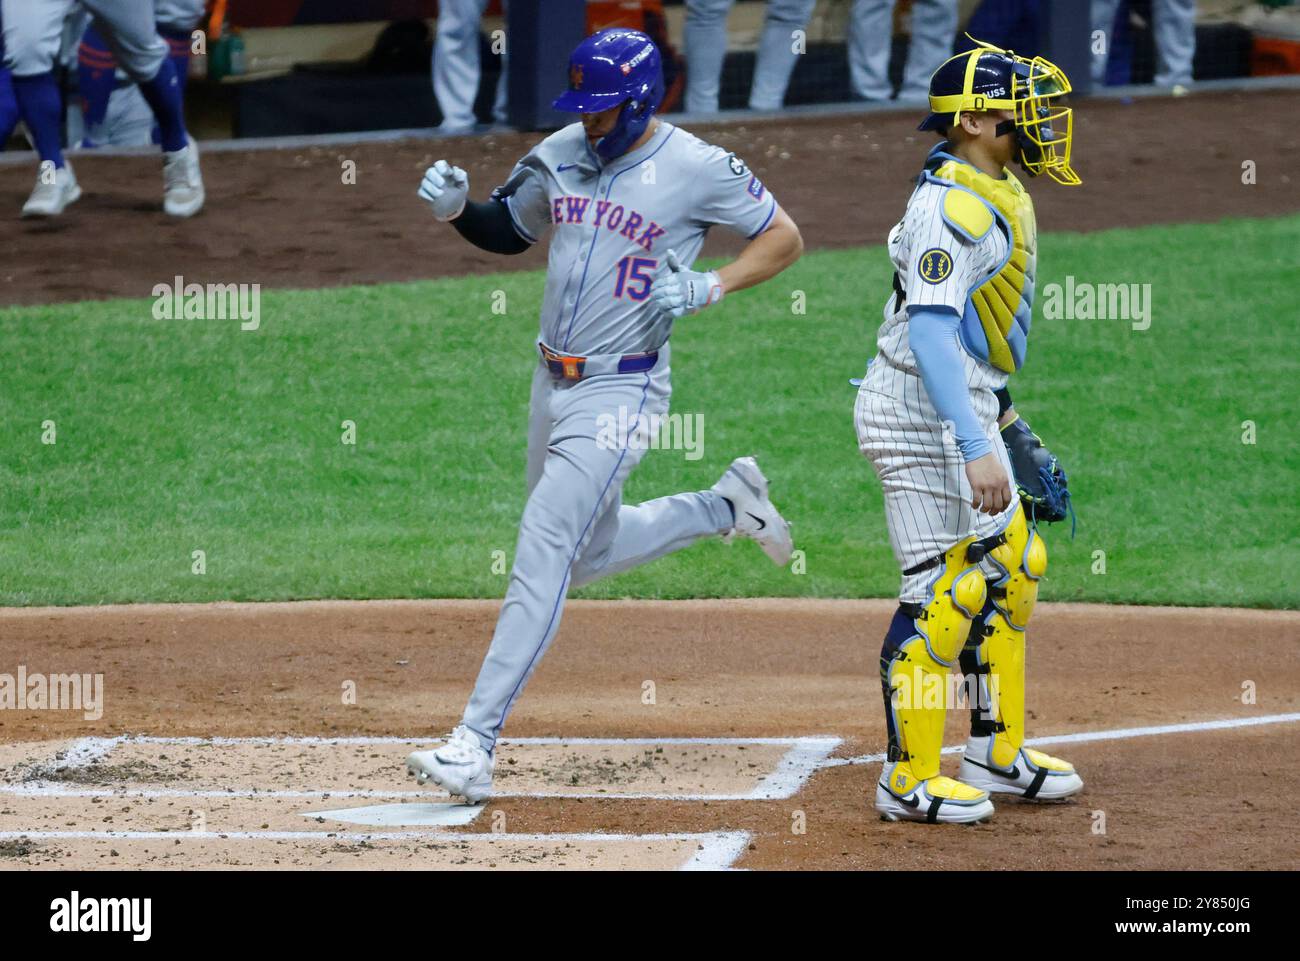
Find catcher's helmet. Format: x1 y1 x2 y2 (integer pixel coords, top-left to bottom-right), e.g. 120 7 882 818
919 39 1080 186
553 28 665 163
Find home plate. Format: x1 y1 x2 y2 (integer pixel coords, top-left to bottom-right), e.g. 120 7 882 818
298 802 484 828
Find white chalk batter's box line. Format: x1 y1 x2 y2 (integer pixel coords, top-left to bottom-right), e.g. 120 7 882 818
0 830 752 872
824 712 1300 766
3 715 1296 871
6 713 1296 800
4 735 843 802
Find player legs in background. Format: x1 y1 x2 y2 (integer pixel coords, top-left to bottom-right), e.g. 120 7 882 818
849 0 958 102
683 0 732 113
4 0 203 216
0 19 21 150
896 0 958 100
76 23 141 147
79 0 203 149
154 0 203 91
1094 0 1195 88
1089 0 1122 85
432 0 507 133
80 0 203 216
686 0 815 113
0 64 17 148
2 0 82 216
1152 0 1195 89
846 0 895 101
747 0 817 111
151 0 205 141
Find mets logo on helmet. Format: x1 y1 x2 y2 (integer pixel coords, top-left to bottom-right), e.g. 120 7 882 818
918 248 953 284
571 64 583 88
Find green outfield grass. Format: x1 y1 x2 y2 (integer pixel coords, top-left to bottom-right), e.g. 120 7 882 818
2 215 1297 608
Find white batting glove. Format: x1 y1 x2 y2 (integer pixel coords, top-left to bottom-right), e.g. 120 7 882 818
418 159 469 221
649 249 724 320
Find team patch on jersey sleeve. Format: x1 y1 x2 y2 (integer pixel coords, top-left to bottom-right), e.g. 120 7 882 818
747 176 765 200
727 153 749 176
917 248 954 284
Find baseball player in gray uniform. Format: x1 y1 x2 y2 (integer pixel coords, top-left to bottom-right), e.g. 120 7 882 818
406 28 803 803
1 0 203 217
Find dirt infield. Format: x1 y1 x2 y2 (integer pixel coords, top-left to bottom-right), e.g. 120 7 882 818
4 88 1298 871
1 599 1297 870
3 88 1299 307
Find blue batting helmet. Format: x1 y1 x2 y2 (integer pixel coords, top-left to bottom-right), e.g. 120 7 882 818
553 28 664 163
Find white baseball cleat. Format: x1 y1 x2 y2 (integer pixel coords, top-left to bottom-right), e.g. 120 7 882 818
162 137 205 218
406 725 494 804
21 161 82 218
958 735 1083 801
875 760 995 824
711 455 794 566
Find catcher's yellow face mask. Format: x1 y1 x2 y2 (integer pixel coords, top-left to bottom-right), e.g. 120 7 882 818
927 40 1081 186
1009 55 1080 185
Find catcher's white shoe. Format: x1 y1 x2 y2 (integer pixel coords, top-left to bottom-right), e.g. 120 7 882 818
22 161 81 218
406 725 494 804
958 735 1083 800
711 455 793 566
162 137 205 218
875 760 994 824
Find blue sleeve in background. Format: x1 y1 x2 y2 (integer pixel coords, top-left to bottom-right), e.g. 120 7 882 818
907 304 993 463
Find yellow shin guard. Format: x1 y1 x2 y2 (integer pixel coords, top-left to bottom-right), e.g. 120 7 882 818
882 537 987 782
961 505 1047 768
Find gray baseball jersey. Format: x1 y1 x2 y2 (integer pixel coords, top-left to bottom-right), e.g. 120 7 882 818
455 120 779 751
499 119 778 356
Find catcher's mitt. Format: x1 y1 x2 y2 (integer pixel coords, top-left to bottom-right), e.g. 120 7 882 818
1001 415 1074 531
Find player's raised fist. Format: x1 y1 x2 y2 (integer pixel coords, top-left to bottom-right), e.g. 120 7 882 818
418 160 469 221
649 248 725 320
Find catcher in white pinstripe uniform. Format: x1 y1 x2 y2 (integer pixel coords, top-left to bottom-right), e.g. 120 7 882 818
855 40 1082 824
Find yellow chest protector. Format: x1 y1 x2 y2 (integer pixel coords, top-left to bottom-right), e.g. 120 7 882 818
928 156 1038 373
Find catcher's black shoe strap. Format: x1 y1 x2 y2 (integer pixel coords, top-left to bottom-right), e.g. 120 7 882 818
1024 766 1049 799
926 796 944 823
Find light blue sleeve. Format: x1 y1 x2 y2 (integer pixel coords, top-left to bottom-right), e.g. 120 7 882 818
907 304 993 463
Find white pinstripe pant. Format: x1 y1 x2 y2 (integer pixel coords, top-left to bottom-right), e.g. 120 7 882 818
855 356 1016 604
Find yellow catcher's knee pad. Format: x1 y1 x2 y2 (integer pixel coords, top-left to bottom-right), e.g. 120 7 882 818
884 537 986 780
971 506 1049 766
922 537 988 664
987 506 1047 630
